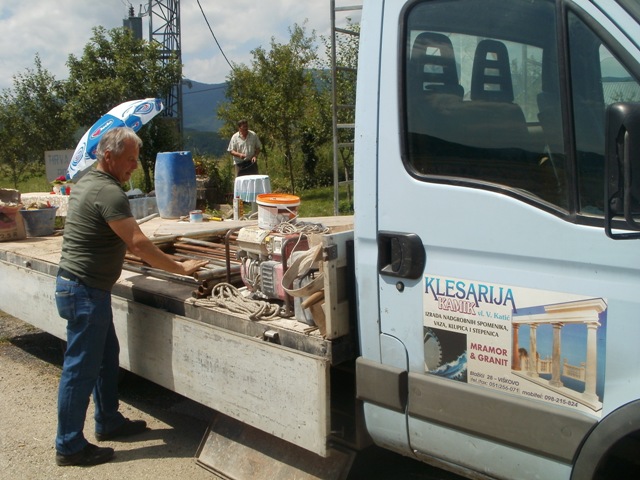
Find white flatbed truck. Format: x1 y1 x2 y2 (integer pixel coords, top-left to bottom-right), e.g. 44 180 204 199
3 0 640 478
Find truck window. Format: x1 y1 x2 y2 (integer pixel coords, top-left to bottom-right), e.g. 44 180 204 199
568 11 640 215
404 0 566 209
403 0 640 220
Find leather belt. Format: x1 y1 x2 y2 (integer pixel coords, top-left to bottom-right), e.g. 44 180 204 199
57 268 83 284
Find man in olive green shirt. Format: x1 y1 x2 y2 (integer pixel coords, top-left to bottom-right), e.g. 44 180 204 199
55 127 205 467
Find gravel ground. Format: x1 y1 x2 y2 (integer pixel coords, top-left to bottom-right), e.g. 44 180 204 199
0 311 219 480
0 310 466 480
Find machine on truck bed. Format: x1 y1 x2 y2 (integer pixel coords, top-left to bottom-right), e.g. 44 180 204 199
2 0 640 478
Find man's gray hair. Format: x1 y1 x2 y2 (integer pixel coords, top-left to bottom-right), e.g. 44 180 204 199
95 127 143 162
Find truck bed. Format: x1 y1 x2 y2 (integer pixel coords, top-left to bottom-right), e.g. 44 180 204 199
0 215 356 458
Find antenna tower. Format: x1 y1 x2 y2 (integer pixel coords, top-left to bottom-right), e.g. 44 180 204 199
147 0 183 136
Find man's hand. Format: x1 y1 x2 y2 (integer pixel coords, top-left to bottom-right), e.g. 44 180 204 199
180 259 208 276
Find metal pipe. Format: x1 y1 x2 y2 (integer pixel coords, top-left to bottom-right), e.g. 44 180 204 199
174 243 236 256
122 264 199 285
173 247 232 261
176 237 226 248
172 253 229 268
193 265 240 282
136 213 159 225
225 227 242 284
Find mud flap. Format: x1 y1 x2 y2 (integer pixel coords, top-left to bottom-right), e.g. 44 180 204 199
196 413 355 480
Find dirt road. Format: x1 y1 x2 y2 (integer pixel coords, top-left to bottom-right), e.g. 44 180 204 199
0 311 219 480
0 311 465 480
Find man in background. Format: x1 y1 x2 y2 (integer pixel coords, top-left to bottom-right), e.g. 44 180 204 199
227 119 262 177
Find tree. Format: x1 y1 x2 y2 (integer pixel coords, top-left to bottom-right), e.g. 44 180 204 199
63 27 182 191
0 55 75 188
218 24 321 193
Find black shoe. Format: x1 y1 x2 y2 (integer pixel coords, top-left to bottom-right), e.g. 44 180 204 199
95 418 148 441
56 443 114 466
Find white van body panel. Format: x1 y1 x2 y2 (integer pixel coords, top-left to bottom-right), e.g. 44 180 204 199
355 0 640 477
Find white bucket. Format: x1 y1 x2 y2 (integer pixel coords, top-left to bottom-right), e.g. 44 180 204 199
256 193 300 230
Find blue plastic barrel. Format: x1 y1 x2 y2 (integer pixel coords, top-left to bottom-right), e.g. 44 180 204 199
154 151 196 218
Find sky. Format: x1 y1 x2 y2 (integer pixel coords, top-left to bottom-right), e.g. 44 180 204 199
0 0 359 92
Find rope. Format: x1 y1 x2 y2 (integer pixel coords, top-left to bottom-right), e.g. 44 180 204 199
195 283 281 321
272 220 331 235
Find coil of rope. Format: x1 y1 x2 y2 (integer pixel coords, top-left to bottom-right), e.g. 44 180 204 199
195 282 280 321
272 220 330 235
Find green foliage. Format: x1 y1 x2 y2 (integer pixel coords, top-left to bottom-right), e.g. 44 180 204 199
218 23 326 194
0 169 51 193
63 26 182 191
195 154 235 204
216 19 360 201
184 130 228 156
0 17 362 210
0 55 76 188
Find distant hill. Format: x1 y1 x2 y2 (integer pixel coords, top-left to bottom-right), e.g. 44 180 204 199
182 79 227 132
181 79 228 155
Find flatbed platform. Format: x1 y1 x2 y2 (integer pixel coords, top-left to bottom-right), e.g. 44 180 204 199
0 215 355 458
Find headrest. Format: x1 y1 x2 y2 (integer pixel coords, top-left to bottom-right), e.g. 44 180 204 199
411 32 463 97
471 39 514 102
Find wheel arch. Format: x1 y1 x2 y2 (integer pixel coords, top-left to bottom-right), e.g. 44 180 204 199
571 400 640 479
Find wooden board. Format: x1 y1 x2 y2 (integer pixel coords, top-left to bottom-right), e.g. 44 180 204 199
321 230 354 340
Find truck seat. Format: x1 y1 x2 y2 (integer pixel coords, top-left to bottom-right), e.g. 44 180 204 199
406 32 465 147
408 38 542 191
458 39 531 150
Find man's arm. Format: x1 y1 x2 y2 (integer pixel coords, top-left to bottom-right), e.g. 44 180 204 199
109 217 206 275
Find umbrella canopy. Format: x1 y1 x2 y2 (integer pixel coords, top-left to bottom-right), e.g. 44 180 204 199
67 98 164 180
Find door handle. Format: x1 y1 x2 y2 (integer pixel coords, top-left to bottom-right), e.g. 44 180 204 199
378 231 425 279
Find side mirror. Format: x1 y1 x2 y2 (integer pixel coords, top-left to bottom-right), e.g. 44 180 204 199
605 102 640 239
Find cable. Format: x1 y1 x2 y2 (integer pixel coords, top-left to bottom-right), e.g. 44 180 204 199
182 84 227 95
273 220 331 235
195 0 234 71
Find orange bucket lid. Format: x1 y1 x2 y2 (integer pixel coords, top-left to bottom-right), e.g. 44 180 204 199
256 193 300 206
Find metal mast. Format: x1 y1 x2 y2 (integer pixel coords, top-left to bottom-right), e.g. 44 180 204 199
148 0 183 136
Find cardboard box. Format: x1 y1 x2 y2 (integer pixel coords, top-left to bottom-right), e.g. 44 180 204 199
0 189 26 241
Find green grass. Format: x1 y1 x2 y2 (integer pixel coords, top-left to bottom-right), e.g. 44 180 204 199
297 185 354 217
0 176 52 193
0 174 355 217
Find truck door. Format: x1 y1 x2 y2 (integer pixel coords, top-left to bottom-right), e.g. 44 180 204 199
356 0 640 478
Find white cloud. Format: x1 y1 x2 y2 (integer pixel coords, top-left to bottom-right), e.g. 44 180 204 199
0 0 349 91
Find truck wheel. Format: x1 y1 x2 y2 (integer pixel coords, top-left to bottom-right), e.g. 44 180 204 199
571 401 640 479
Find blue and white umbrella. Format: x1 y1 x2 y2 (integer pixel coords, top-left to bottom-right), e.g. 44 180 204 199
67 98 164 180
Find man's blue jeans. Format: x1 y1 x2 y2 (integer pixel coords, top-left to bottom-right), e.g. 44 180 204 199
55 274 125 455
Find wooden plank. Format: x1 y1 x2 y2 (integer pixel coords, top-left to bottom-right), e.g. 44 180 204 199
322 230 354 339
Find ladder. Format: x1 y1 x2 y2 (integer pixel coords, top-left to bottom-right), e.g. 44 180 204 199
330 1 362 216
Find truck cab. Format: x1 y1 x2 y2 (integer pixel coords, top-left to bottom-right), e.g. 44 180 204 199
354 0 640 478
